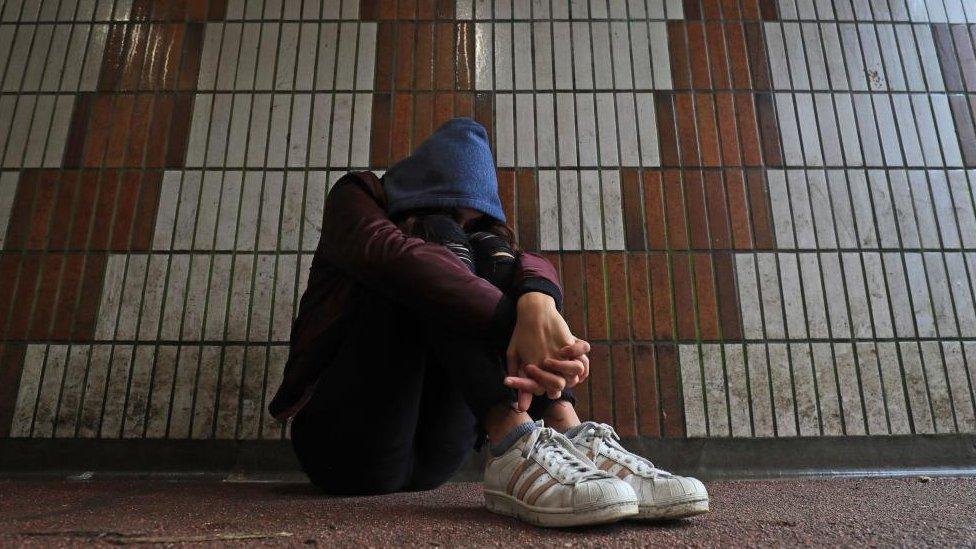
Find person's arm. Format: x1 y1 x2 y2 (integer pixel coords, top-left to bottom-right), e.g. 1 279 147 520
511 252 564 311
320 173 515 341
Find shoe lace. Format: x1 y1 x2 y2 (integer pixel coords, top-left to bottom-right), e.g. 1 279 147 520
583 423 666 478
523 428 609 484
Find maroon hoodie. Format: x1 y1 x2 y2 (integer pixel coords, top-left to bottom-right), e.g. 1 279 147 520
268 172 563 420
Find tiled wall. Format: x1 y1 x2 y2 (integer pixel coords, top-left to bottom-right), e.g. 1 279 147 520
1 0 976 447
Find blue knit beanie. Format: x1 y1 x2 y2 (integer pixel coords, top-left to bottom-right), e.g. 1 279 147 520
383 117 506 223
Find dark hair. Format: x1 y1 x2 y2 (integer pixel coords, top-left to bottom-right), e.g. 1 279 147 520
394 208 520 252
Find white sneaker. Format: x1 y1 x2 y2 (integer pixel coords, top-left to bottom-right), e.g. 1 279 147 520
483 425 639 527
568 422 710 520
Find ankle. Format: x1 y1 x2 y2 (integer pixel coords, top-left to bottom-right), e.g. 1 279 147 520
543 400 581 432
484 403 533 443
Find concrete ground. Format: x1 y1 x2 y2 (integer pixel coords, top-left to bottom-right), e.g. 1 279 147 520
0 477 974 547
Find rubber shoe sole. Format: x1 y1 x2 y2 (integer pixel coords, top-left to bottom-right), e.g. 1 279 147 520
484 490 638 528
635 498 710 520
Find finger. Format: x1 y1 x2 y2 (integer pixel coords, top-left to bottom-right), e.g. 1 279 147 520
506 348 519 377
578 353 590 383
518 389 533 412
560 339 591 358
524 363 566 394
504 376 546 394
562 375 580 388
541 358 585 377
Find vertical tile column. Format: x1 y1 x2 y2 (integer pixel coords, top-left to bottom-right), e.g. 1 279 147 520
0 0 225 437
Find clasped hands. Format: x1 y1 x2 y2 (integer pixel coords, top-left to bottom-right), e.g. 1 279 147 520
503 292 591 411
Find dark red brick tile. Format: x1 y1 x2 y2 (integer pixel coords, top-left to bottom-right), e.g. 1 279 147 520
516 169 539 252
726 23 752 89
675 93 701 166
456 22 475 90
621 169 645 251
687 23 712 89
725 169 753 249
934 24 965 92
391 93 414 160
413 93 434 147
634 344 660 437
705 22 730 89
627 253 652 340
695 93 722 167
716 92 741 165
693 252 720 340
611 344 637 438
663 170 688 249
126 94 154 166
607 253 629 341
69 172 100 250
360 0 382 19
746 168 775 248
436 0 454 19
73 253 107 340
949 95 976 166
642 171 667 249
109 172 141 250
560 252 585 337
682 171 709 249
497 169 515 224
655 93 680 167
574 372 592 421
744 22 771 90
656 343 686 437
414 23 434 90
417 0 436 19
81 95 115 167
0 343 27 438
0 255 23 332
741 0 760 19
683 0 702 20
47 172 80 250
89 171 119 250
702 0 723 19
714 251 743 340
375 22 396 91
719 0 739 19
758 0 778 20
584 253 608 340
3 171 37 250
145 94 174 167
735 92 763 166
648 252 673 340
704 170 732 249
672 253 696 339
28 254 64 339
63 94 93 168
432 93 454 128
104 95 136 168
396 22 417 90
51 253 85 339
589 343 613 425
120 23 151 91
206 0 228 20
475 93 494 154
755 92 783 167
6 254 41 339
26 171 59 250
455 93 473 117
98 23 128 91
131 171 162 251
165 93 193 167
178 23 204 90
398 0 418 19
668 23 691 90
370 93 393 167
434 23 457 90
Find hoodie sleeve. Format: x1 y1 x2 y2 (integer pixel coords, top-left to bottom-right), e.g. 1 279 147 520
512 252 564 311
319 172 516 341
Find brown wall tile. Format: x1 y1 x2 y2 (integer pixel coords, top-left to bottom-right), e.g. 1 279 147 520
414 23 434 90
560 252 585 337
693 252 720 340
687 23 712 89
375 22 396 91
497 169 515 223
735 93 763 166
746 169 775 248
683 0 702 20
433 92 455 128
675 93 701 166
758 0 778 20
584 253 608 340
714 251 743 340
589 343 613 424
607 253 629 341
951 95 976 166
683 171 709 249
26 172 58 250
663 170 688 249
716 92 741 165
0 255 21 332
391 93 414 160
934 24 965 92
73 254 107 340
413 93 434 147
672 253 696 339
740 0 761 20
954 24 976 90
51 253 85 339
704 170 732 249
649 252 673 340
695 93 722 167
28 254 64 339
655 93 680 167
627 253 653 340
516 169 539 252
611 344 637 438
656 343 686 437
621 169 646 251
456 22 475 90
0 343 27 438
634 344 660 437
396 22 417 90
726 23 752 89
755 92 783 167
725 169 753 249
744 23 771 90
435 23 455 91
668 22 691 90
642 171 668 249
370 93 393 167
6 254 41 339
705 22 730 89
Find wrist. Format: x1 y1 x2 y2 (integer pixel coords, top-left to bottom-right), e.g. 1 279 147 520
517 291 556 313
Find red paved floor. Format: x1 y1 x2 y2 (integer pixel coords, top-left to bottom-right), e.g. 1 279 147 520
0 478 974 547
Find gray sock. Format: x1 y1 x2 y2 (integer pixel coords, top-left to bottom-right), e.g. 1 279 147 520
489 422 537 457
